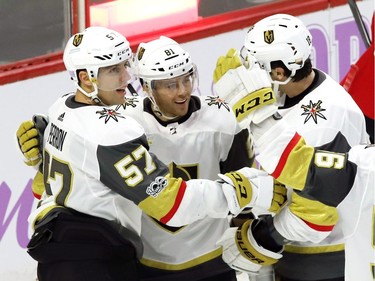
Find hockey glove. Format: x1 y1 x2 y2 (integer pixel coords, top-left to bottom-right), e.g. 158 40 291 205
269 180 287 213
213 48 278 127
219 167 286 216
217 219 283 274
16 114 48 168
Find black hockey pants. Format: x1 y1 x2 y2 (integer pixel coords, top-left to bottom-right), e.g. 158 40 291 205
27 208 143 281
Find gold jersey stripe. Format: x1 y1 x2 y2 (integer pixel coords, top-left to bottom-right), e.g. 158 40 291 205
290 193 339 226
140 248 222 270
273 134 314 190
138 175 183 221
285 243 345 254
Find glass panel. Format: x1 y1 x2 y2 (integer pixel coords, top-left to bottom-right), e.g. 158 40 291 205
89 0 281 38
90 0 199 37
198 0 278 17
0 0 69 65
0 0 282 65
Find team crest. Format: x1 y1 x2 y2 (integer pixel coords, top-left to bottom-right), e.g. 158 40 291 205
116 97 139 110
264 30 274 44
72 34 83 47
96 108 125 124
301 100 327 124
205 96 230 111
137 47 146 60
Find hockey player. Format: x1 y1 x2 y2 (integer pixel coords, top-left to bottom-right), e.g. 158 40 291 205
127 36 254 281
17 27 285 281
213 13 370 281
16 29 286 281
217 117 375 281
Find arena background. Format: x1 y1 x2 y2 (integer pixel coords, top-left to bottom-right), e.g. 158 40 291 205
0 1 372 280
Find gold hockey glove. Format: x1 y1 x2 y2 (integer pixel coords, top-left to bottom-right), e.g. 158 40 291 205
219 167 286 216
213 48 277 127
217 219 283 274
16 115 48 168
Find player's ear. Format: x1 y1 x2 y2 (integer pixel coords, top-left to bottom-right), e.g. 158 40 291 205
78 70 92 86
271 67 287 82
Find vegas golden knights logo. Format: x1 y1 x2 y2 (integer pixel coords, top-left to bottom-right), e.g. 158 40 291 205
72 34 83 47
264 30 274 44
137 47 145 60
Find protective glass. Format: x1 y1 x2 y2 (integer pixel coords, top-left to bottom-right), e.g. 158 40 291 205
96 60 133 91
150 66 199 95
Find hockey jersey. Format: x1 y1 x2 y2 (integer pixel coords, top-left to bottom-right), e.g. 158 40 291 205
115 95 252 276
253 118 374 281
252 69 369 280
29 94 243 237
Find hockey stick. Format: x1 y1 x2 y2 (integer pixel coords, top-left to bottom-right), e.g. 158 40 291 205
347 0 371 48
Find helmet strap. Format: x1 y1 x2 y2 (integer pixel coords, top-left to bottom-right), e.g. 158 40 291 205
146 88 178 121
76 82 109 106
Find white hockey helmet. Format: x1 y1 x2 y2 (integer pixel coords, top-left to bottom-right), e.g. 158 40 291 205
63 26 132 84
242 14 312 77
133 36 198 90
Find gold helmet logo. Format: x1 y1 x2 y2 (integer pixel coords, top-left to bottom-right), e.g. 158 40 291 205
72 34 83 47
264 30 274 44
137 47 145 61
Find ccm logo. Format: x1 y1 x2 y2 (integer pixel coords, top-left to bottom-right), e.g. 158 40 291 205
234 89 275 121
118 48 130 56
168 62 184 70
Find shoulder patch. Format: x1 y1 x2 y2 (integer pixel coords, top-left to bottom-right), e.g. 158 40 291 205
301 100 327 124
204 96 230 111
115 97 140 110
96 108 125 124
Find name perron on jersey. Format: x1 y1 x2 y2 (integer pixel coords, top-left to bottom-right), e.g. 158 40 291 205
29 94 252 276
29 94 243 236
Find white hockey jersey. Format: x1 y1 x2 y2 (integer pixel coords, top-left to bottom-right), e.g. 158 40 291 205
340 144 375 281
252 118 374 281
252 69 369 280
29 94 244 238
115 95 252 274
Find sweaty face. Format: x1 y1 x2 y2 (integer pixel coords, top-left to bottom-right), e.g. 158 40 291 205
151 72 195 118
96 61 131 105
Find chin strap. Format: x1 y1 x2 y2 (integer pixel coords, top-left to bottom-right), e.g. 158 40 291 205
268 73 293 95
76 82 110 106
148 91 179 121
